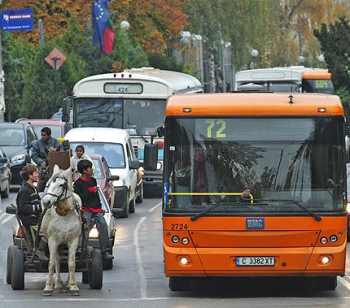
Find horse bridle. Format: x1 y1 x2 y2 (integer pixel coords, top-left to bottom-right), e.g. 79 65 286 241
47 176 71 204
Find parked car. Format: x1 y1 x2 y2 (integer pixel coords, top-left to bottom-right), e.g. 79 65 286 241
0 148 11 198
91 154 117 207
65 127 143 218
16 119 67 141
0 123 37 184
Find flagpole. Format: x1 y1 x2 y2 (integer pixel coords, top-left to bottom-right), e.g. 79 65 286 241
0 0 4 122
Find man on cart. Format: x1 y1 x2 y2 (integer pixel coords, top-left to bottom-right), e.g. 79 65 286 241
31 127 62 191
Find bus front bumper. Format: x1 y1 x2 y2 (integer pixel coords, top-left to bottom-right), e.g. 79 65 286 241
163 243 346 277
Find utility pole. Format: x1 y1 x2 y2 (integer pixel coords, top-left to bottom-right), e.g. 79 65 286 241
39 18 45 47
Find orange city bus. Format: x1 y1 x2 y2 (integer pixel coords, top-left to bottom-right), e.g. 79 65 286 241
155 92 347 291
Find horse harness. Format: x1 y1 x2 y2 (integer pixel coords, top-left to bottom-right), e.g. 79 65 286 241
46 176 74 216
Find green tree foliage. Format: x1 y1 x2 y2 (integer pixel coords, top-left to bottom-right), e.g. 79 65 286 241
186 0 350 70
3 18 149 119
314 18 350 108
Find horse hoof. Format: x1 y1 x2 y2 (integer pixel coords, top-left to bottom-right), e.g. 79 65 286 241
69 289 79 296
42 289 53 296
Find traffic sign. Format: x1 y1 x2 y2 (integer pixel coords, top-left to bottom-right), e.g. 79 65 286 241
45 48 66 70
0 7 33 32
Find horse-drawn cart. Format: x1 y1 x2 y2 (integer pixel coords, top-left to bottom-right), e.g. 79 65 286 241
5 151 104 293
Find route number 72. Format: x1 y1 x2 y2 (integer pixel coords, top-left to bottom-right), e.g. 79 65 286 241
206 119 227 139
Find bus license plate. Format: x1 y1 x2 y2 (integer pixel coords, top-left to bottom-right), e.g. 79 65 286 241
235 257 275 266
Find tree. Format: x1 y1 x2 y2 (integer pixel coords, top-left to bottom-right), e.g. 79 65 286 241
3 34 36 121
314 17 350 107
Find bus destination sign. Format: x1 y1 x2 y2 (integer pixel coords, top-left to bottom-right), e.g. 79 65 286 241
104 83 143 94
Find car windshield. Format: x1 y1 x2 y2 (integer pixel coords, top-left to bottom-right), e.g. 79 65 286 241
91 158 103 178
70 142 125 168
164 117 345 214
0 127 25 146
33 125 62 139
74 98 165 136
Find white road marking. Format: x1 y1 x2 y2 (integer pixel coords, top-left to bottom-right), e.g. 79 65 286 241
134 216 147 299
148 201 161 213
0 297 172 303
339 276 350 290
1 215 13 225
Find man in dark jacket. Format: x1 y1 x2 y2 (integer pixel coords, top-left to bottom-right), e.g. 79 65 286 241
31 127 62 167
31 127 62 191
74 159 113 260
16 164 47 260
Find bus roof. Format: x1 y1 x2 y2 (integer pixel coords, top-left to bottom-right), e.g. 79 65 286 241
73 67 202 98
236 66 331 83
166 93 344 117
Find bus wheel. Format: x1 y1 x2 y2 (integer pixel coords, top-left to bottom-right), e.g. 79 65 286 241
169 277 190 291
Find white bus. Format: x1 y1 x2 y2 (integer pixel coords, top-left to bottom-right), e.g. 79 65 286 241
235 66 334 94
67 67 202 195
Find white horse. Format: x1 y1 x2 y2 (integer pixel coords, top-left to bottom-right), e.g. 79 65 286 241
41 165 82 296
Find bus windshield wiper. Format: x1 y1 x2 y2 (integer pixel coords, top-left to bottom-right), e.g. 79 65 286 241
190 203 225 221
258 199 322 222
190 201 258 222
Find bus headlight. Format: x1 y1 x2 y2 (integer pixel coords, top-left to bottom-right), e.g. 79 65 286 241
329 235 338 242
320 236 328 244
179 256 189 266
320 256 331 265
171 235 180 244
181 237 190 245
89 226 99 239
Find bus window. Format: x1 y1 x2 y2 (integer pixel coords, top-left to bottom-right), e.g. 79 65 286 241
123 99 166 136
165 117 344 212
302 79 334 94
74 98 123 128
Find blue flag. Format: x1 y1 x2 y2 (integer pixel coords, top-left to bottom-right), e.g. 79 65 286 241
92 0 115 54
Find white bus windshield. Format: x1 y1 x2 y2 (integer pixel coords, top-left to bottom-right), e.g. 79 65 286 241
74 98 165 136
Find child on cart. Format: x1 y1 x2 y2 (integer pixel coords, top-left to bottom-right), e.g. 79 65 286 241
73 159 113 260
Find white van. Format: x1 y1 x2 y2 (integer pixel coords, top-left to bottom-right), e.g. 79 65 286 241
65 127 143 218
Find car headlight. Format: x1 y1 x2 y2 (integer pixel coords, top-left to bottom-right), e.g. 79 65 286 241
11 153 26 165
89 226 99 239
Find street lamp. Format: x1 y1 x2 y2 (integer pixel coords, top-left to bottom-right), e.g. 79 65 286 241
180 31 192 44
250 49 259 69
120 20 130 30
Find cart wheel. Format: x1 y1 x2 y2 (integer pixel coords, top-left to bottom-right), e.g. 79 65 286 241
11 247 25 290
6 246 16 284
136 184 143 203
89 249 103 289
82 271 89 284
129 198 135 213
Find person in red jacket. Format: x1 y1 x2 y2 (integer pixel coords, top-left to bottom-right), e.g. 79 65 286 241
73 159 113 260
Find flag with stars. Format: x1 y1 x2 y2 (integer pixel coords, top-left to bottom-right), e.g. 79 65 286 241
92 0 115 54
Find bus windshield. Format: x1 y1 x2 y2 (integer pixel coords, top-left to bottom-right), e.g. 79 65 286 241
164 117 345 213
74 98 165 136
302 79 334 94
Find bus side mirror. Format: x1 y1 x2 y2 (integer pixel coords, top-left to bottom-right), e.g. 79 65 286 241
144 143 158 171
157 126 165 137
62 96 73 123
